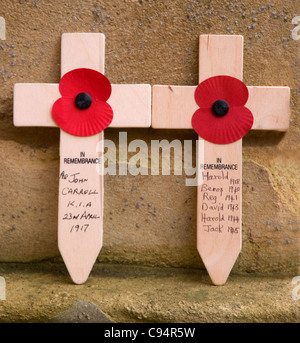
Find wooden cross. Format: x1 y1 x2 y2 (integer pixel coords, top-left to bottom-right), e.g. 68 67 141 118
152 35 290 285
14 33 151 284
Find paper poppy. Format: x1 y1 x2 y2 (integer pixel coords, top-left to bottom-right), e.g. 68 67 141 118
52 68 113 137
191 75 253 144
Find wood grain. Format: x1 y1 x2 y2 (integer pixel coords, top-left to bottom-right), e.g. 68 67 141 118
152 85 291 131
14 83 151 128
109 84 151 128
58 131 104 284
197 139 242 285
197 35 244 285
15 83 290 132
13 83 60 127
58 33 105 284
198 35 244 81
61 33 105 76
247 86 290 131
152 85 197 129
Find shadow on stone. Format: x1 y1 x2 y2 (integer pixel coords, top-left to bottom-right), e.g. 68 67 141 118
49 300 114 323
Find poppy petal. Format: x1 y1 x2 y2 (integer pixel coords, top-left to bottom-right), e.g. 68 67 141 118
59 68 111 102
194 75 249 108
192 106 253 144
52 97 113 136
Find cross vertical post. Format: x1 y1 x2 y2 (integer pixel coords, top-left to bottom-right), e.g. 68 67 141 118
196 35 243 286
58 34 106 285
152 34 290 285
14 33 151 284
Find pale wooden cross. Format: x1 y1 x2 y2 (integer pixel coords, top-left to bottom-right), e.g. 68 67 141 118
152 35 290 285
14 33 151 284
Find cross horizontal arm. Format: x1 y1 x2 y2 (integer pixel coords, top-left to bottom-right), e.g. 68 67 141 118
151 85 197 129
151 85 290 131
13 83 60 127
247 86 290 131
13 83 151 128
109 84 151 127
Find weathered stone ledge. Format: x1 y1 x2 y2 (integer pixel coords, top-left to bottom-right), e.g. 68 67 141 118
0 262 299 323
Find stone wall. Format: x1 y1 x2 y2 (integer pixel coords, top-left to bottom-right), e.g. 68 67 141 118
0 0 299 275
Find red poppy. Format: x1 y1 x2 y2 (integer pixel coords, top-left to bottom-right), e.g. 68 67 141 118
192 75 253 144
52 68 113 137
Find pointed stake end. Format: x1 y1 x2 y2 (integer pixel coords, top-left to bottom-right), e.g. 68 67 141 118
199 247 241 286
65 261 94 285
210 275 229 286
59 247 100 285
70 274 89 285
64 261 96 285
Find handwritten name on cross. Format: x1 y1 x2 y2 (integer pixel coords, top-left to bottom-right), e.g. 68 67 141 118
14 33 151 284
152 35 290 285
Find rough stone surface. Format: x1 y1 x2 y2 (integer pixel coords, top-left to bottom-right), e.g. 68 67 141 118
0 262 299 323
49 300 114 323
0 0 299 283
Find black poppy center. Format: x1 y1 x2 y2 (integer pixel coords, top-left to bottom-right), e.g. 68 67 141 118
212 99 229 117
75 92 92 110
